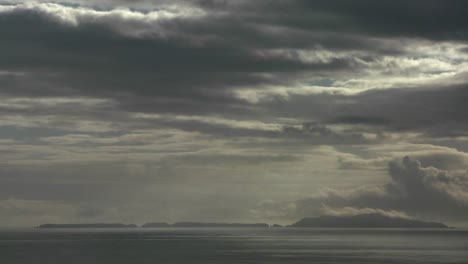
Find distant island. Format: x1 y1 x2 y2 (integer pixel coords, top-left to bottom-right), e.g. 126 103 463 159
143 222 269 228
36 214 449 229
142 222 171 228
173 222 269 228
38 223 137 228
289 214 448 228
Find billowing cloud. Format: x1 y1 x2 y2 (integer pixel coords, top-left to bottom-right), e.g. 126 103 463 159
253 156 468 223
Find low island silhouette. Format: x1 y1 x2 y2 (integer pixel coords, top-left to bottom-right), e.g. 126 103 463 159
289 214 448 228
144 222 269 228
38 223 137 228
38 213 449 229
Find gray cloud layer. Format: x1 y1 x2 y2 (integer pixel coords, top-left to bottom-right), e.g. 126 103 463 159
1 1 468 226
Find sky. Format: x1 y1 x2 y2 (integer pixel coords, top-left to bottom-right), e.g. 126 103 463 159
1 0 468 227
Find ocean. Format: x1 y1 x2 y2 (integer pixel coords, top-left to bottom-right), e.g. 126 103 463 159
1 228 467 264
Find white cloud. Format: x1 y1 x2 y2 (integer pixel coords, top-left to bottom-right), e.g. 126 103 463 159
0 2 204 25
319 205 412 219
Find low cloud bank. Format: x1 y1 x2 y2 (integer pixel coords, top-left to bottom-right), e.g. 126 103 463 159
253 156 468 222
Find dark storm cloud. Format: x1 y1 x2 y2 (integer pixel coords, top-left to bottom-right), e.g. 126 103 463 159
196 0 468 41
0 2 378 134
281 122 381 145
4 79 468 144
330 116 390 126
337 149 468 171
461 47 468 54
262 84 468 138
0 5 402 142
352 85 468 133
1 1 466 138
0 5 354 96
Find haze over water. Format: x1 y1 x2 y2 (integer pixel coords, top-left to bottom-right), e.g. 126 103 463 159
1 228 467 264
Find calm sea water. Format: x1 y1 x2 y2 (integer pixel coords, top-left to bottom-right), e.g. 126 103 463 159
0 228 467 264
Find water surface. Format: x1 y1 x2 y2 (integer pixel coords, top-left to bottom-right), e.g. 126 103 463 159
1 228 467 264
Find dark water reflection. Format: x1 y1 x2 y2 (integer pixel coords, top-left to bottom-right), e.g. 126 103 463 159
1 228 467 264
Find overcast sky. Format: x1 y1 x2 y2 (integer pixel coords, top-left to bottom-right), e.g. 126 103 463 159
1 0 468 227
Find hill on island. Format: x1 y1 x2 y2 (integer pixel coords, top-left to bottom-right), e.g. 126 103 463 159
38 223 137 228
289 214 448 228
142 222 171 228
172 222 269 228
142 222 269 228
